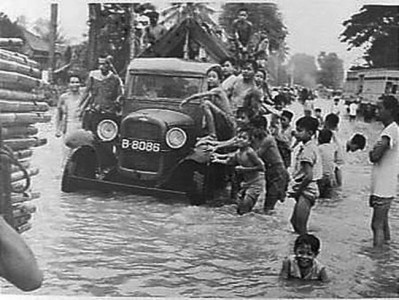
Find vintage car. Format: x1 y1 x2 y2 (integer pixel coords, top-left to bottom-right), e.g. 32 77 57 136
61 58 231 204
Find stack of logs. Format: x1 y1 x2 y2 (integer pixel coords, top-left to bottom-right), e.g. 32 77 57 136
0 47 51 233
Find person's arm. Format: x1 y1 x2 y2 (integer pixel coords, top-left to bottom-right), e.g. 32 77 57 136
319 267 328 282
78 75 93 109
212 136 238 151
0 216 42 291
279 258 290 279
369 136 390 163
289 161 313 199
212 151 237 165
55 95 65 137
180 91 214 108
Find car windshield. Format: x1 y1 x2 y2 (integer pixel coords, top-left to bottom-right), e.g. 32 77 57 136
128 74 202 99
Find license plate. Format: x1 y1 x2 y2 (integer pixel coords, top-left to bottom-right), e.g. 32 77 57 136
121 138 161 152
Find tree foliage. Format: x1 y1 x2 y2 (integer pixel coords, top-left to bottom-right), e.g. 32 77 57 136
31 17 66 44
218 3 288 56
288 53 318 88
0 13 24 39
161 3 217 28
316 52 344 89
341 5 399 68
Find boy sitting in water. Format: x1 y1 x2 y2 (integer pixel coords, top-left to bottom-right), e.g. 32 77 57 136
280 234 328 282
212 127 265 215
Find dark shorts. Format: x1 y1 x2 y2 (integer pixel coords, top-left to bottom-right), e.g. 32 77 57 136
369 195 393 208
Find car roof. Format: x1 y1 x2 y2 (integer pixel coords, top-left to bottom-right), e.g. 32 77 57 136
128 58 217 76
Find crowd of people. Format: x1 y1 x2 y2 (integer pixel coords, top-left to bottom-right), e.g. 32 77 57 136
179 55 399 282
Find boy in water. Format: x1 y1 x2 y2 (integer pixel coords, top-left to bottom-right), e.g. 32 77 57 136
317 128 337 198
324 113 344 186
369 95 399 248
346 133 366 152
289 116 322 234
212 127 265 215
274 109 294 168
280 234 328 281
251 120 289 213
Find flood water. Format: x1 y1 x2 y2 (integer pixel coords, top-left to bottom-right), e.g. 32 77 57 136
3 100 399 298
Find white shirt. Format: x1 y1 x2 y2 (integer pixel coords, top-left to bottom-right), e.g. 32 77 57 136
371 122 399 197
349 102 358 116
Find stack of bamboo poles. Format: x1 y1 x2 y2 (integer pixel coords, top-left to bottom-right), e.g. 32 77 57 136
0 48 50 233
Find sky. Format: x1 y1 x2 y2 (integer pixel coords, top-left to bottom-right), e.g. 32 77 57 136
0 0 396 69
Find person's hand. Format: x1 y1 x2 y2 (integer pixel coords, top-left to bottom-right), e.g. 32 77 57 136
179 99 188 110
13 202 36 233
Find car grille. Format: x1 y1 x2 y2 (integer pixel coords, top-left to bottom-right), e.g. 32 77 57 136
120 120 162 173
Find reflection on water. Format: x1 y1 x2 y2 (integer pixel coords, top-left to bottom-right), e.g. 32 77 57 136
3 103 399 297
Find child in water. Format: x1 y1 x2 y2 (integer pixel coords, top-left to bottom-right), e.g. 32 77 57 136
280 234 328 282
346 133 366 152
212 127 265 214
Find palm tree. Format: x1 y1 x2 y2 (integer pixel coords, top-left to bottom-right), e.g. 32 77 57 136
160 2 218 29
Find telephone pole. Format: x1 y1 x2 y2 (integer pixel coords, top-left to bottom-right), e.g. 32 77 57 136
49 2 58 83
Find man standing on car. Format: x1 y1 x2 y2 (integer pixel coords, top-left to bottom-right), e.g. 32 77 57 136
79 56 123 132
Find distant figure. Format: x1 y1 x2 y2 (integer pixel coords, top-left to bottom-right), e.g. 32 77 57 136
317 128 337 198
331 97 341 115
280 234 328 282
314 108 324 129
143 11 167 47
212 127 265 215
0 215 43 291
368 95 399 248
324 113 344 186
346 133 366 152
349 101 358 122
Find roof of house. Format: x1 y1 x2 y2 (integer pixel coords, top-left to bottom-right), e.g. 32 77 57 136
140 17 230 63
128 57 216 76
20 27 49 53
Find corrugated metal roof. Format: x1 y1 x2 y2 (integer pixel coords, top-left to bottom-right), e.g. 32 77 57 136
128 57 217 76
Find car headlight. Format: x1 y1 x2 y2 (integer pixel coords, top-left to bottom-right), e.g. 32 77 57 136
96 119 118 142
166 127 187 149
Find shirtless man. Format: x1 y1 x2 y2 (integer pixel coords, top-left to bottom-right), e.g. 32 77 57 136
230 60 256 114
55 75 82 138
79 56 123 132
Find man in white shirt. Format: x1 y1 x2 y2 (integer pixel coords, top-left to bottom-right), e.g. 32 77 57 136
349 101 358 122
369 95 399 248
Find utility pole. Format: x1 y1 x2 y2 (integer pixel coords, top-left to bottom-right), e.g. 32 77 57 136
88 4 101 71
49 2 58 83
129 4 136 61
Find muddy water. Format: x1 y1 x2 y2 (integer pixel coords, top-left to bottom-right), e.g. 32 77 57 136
3 101 399 298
